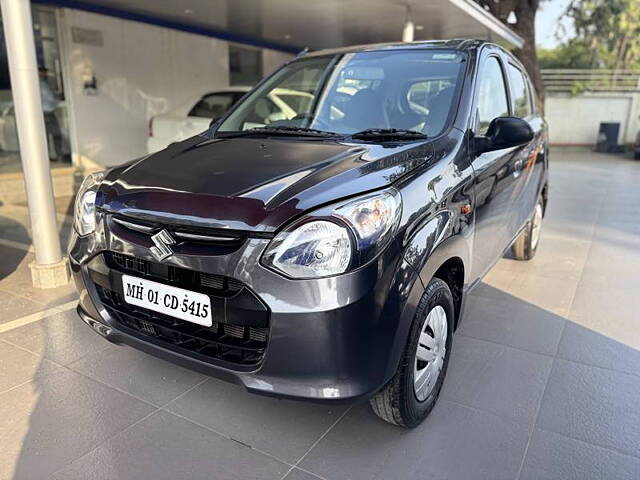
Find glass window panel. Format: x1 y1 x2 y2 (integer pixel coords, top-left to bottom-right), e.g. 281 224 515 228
477 57 509 135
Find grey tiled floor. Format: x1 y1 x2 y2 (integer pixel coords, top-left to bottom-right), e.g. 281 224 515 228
2 149 640 480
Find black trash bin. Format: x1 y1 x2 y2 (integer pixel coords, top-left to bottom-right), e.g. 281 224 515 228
596 122 623 153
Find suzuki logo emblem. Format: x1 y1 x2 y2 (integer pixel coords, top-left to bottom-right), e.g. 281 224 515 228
150 229 176 261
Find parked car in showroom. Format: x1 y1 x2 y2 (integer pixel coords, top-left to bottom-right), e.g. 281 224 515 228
147 87 248 153
71 39 548 427
147 86 314 152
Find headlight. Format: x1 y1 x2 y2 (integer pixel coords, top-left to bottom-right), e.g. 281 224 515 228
334 189 401 254
74 171 105 236
262 220 352 278
262 188 401 279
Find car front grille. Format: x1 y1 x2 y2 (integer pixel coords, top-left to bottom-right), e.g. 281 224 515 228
93 252 269 370
108 251 244 297
108 215 249 257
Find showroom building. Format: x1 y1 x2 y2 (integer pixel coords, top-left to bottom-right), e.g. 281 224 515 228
2 0 522 170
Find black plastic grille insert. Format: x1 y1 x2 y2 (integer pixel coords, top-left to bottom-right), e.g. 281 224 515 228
95 252 268 370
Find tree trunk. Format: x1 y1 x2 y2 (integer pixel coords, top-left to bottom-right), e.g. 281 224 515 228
512 3 545 104
475 1 545 106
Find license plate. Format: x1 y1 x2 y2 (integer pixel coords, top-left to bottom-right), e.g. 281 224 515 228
121 274 212 327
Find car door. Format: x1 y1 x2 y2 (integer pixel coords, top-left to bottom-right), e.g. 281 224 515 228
469 52 523 281
505 62 545 234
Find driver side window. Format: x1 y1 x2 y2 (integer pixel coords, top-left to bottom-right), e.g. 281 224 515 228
477 57 509 135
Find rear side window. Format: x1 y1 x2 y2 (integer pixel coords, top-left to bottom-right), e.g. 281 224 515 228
189 92 244 119
507 64 532 118
477 57 509 135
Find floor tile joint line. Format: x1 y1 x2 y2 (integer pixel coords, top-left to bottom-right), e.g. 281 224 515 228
280 406 352 480
47 377 210 478
0 300 77 334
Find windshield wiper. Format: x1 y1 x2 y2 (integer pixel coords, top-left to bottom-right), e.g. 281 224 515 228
350 128 428 141
223 126 341 138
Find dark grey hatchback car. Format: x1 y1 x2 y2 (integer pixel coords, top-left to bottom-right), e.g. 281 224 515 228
70 39 548 427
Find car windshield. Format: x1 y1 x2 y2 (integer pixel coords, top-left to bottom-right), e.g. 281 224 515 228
217 50 466 138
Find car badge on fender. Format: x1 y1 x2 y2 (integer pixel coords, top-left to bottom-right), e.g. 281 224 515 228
150 229 176 261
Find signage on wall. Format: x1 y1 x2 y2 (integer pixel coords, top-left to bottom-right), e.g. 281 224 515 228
71 27 103 47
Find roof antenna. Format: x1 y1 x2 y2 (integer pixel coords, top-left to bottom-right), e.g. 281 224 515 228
296 47 309 58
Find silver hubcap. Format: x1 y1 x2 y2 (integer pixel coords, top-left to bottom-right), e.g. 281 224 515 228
414 305 448 401
531 203 543 250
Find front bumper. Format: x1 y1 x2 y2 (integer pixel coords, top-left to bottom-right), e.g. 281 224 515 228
69 225 409 403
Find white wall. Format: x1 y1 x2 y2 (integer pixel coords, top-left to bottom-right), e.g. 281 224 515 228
545 92 640 146
59 9 230 167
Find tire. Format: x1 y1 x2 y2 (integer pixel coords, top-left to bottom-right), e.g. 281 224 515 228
370 277 454 428
511 197 544 261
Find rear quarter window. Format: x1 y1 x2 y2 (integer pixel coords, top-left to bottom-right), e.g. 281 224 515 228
189 92 243 119
507 63 533 118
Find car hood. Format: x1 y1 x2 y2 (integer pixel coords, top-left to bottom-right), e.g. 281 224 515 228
99 134 434 233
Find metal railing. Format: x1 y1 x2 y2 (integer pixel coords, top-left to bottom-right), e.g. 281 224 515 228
541 69 640 93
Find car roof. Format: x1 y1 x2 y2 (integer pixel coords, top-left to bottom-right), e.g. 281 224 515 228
305 39 493 57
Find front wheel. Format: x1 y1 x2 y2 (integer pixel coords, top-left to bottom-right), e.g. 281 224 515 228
370 278 454 427
511 197 544 261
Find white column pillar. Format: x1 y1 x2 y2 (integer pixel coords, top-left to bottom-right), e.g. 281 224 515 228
1 0 69 288
402 20 415 42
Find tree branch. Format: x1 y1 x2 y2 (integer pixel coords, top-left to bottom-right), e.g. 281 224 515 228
473 0 545 103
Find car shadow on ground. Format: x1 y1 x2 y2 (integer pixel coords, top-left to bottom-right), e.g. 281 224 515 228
3 282 640 480
0 217 28 281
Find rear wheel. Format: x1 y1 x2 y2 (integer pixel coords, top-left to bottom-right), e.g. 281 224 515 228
511 197 544 261
370 278 454 427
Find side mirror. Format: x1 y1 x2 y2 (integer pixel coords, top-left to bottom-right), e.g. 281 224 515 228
474 116 534 155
